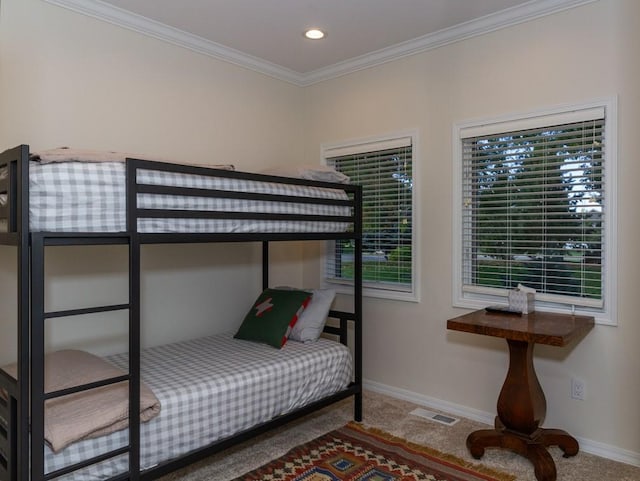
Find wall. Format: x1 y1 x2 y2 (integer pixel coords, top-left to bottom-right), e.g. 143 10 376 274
0 0 306 361
302 0 640 462
1 0 638 465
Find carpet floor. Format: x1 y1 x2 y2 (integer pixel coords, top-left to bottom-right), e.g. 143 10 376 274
160 390 640 481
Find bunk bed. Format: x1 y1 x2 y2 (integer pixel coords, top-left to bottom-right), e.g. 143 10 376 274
0 144 363 481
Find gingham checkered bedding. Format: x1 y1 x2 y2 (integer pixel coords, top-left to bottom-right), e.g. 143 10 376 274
45 332 353 480
7 161 350 233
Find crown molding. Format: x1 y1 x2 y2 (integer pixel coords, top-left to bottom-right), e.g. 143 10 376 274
43 0 599 87
300 0 600 85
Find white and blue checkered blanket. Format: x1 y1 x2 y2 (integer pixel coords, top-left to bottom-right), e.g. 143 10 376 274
45 332 352 480
24 162 350 233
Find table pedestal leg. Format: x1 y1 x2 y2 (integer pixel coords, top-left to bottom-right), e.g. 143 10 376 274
465 340 579 481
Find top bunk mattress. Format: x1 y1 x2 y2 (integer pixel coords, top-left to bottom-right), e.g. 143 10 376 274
2 161 352 233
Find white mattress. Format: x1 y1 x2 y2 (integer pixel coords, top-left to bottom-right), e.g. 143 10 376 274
45 332 353 480
1 161 351 233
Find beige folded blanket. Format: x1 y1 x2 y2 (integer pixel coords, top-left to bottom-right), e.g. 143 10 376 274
2 349 161 453
30 146 235 170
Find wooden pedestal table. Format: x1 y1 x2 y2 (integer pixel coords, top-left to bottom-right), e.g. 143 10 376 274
446 309 594 481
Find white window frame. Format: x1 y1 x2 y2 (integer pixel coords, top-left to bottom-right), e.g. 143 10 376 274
322 130 420 302
452 99 617 325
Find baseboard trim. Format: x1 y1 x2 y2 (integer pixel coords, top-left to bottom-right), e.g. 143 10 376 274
363 379 640 468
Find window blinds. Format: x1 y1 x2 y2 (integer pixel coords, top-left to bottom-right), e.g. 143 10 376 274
325 141 413 292
461 117 605 307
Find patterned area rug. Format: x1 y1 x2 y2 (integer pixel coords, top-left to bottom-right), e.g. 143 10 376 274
234 422 515 481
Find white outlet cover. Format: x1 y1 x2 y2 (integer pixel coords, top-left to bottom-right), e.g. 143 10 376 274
571 378 585 400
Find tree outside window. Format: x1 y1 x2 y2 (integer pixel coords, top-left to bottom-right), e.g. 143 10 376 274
454 101 616 323
457 106 611 314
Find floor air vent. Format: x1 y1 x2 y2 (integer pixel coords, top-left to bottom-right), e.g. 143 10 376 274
410 408 459 426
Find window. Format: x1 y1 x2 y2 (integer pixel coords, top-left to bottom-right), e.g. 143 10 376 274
323 133 418 301
453 100 617 324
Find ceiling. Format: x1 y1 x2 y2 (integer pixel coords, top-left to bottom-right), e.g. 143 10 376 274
46 0 595 85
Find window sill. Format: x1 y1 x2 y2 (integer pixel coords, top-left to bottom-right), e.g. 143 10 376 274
325 280 420 303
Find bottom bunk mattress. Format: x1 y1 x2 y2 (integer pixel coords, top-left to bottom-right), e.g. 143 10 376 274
45 332 353 480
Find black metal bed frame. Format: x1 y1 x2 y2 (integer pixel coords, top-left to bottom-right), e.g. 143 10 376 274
0 144 363 481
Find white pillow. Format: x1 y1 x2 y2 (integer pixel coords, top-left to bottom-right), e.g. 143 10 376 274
260 165 350 184
277 287 336 342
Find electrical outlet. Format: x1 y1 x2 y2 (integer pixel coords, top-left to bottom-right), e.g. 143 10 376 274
571 378 585 400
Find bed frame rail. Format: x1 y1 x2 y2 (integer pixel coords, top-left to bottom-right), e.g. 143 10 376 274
0 145 28 238
126 157 359 243
0 167 11 228
325 309 363 421
0 370 17 481
0 145 29 481
0 152 15 232
325 309 355 345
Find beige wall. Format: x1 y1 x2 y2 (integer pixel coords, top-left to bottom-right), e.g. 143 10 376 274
1 0 638 463
302 0 640 461
0 1 304 167
0 0 306 359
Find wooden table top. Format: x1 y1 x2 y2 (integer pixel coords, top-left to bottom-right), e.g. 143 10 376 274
447 309 595 346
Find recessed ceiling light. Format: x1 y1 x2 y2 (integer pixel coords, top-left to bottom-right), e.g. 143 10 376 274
304 28 325 40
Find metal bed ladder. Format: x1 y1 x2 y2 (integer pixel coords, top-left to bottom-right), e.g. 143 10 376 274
28 232 141 481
